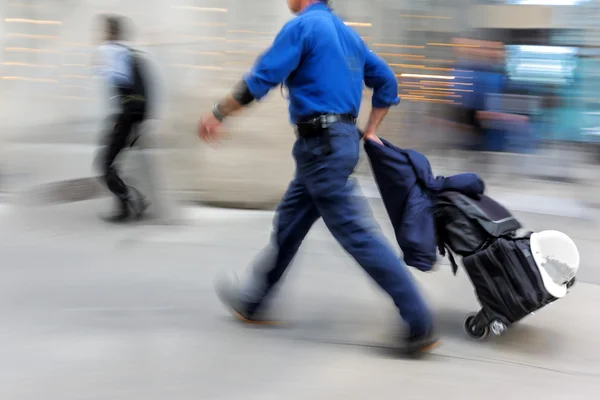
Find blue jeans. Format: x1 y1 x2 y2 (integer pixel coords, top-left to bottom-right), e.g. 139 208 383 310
241 122 433 335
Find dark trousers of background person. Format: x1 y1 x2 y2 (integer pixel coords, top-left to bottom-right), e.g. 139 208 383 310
97 98 146 218
240 122 433 337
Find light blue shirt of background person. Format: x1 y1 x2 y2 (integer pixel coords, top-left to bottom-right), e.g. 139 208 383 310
91 41 133 91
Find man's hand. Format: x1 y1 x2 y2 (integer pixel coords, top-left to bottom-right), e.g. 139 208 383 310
363 130 383 145
198 95 245 144
363 107 389 146
198 112 224 144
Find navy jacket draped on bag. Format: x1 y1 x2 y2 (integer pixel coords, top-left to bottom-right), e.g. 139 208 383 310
364 138 485 272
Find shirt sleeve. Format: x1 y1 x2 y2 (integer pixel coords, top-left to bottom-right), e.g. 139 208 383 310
363 46 400 108
91 46 132 88
243 20 306 100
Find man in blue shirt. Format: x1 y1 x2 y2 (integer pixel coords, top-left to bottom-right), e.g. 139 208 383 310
92 14 149 223
199 0 437 354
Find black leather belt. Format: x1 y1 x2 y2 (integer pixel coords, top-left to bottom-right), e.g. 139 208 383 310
295 113 357 138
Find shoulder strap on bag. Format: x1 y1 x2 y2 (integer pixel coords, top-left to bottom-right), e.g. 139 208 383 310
436 231 460 275
435 210 459 275
447 247 459 275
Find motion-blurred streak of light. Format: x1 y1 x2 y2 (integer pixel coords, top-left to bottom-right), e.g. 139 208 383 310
400 73 455 80
407 97 456 104
2 62 56 68
426 87 472 92
225 62 253 67
5 34 59 39
425 59 455 64
1 76 57 82
4 18 62 25
373 43 425 49
226 51 259 55
432 82 472 86
390 63 425 69
393 65 454 72
408 91 460 98
428 67 455 71
344 22 372 27
419 80 460 86
4 47 56 53
60 74 91 79
380 53 425 58
428 42 480 48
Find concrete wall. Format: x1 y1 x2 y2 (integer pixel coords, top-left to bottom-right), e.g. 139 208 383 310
0 0 483 208
1 0 300 209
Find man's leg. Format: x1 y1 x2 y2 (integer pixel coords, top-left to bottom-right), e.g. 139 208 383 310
98 107 147 222
216 177 320 322
99 112 133 221
126 112 151 218
298 123 435 349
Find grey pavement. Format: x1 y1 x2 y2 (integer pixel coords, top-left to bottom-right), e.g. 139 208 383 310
1 199 600 399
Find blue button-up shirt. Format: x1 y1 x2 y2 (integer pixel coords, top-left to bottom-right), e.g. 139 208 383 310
92 41 133 90
244 2 400 123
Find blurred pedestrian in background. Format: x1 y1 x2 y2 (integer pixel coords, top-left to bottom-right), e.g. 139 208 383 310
198 0 438 355
444 38 529 174
91 14 150 223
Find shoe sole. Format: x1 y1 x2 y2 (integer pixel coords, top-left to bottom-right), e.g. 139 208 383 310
232 310 283 326
401 338 441 356
214 279 282 327
417 340 440 353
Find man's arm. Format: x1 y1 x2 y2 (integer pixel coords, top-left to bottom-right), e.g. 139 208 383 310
212 20 306 121
211 80 254 120
362 46 400 142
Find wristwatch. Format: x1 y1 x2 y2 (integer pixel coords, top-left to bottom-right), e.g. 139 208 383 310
212 103 226 122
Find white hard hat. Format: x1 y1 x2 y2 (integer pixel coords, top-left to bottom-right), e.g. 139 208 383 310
530 230 579 299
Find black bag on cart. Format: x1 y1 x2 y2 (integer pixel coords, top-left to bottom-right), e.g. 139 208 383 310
435 191 522 274
435 192 577 340
462 235 557 328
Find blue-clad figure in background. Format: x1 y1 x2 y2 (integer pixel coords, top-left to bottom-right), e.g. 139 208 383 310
198 0 438 354
92 14 149 222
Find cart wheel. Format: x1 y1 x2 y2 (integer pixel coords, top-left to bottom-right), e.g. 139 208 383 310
464 313 489 340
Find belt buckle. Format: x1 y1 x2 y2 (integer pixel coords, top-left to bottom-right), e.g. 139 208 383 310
319 114 337 128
